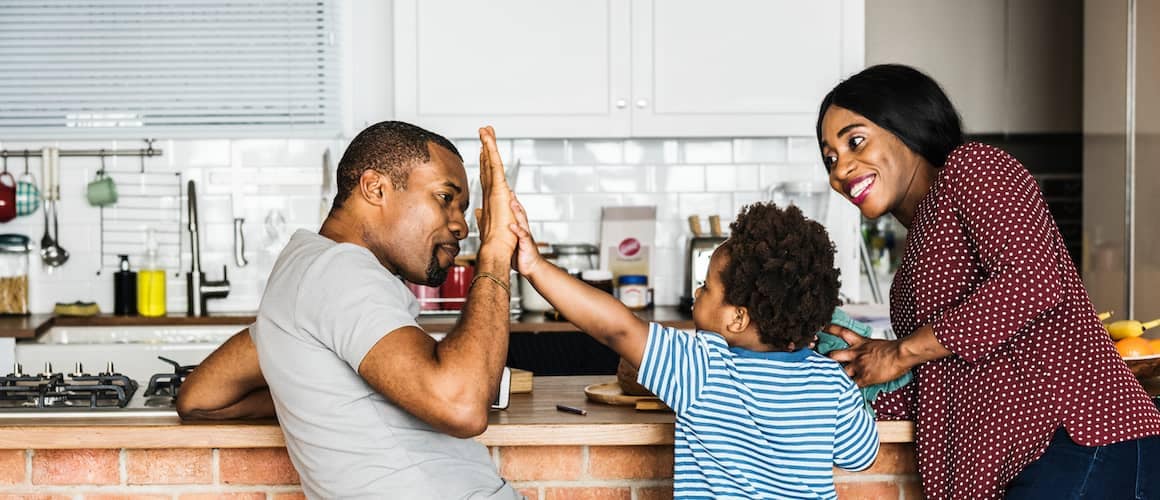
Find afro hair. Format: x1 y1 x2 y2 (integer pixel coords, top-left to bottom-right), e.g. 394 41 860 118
722 202 841 350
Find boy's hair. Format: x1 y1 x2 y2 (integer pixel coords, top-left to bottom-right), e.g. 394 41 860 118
723 202 841 350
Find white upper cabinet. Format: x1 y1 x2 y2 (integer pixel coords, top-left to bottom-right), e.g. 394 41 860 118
394 0 863 138
394 0 631 138
631 0 862 137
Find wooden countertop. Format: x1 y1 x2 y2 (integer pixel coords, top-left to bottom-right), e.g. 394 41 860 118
0 375 915 449
0 307 695 337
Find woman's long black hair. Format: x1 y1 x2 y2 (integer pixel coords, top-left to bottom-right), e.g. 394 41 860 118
816 64 965 168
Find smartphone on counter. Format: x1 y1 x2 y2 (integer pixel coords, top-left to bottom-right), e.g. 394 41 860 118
491 367 511 410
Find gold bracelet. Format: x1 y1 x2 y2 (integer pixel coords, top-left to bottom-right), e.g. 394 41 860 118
471 271 511 296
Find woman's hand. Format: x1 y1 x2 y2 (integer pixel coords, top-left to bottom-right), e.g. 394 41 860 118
824 326 913 387
825 324 951 387
508 197 549 278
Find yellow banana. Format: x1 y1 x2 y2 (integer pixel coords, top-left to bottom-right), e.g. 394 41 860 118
1097 311 1114 321
1106 318 1160 340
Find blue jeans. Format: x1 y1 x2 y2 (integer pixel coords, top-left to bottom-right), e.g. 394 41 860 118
1004 427 1160 499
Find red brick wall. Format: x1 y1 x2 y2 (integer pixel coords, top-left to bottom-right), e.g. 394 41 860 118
0 444 921 499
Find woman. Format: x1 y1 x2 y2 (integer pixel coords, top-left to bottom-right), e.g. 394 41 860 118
817 64 1160 499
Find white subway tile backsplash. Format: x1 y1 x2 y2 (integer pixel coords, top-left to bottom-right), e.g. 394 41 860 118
733 138 787 163
511 165 539 193
514 194 570 221
704 164 759 192
454 139 482 165
539 165 598 193
732 191 769 215
678 193 737 222
232 139 292 167
569 193 627 221
16 133 849 312
537 221 600 245
512 139 567 165
680 139 732 164
787 136 822 163
619 193 680 220
656 165 705 192
593 166 653 193
570 140 624 164
170 140 231 167
624 139 678 164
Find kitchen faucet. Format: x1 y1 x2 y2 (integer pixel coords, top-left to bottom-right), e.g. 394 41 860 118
186 180 229 316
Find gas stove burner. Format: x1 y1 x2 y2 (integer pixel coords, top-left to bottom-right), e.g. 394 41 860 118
144 356 196 401
0 362 138 410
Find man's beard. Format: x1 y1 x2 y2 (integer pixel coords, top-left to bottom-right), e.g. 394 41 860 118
424 247 449 286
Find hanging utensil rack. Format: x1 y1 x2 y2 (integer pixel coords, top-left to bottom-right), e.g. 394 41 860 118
0 139 162 163
0 140 177 276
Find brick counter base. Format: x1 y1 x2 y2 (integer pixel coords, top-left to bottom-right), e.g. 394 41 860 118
0 444 921 499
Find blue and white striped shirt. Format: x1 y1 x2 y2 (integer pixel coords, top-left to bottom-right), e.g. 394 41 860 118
639 322 879 499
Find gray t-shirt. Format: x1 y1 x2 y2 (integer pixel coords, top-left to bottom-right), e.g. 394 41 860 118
252 230 519 500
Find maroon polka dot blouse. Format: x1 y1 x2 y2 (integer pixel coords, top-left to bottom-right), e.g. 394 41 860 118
872 142 1160 499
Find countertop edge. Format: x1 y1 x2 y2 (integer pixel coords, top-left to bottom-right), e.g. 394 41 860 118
0 421 915 449
1 307 695 336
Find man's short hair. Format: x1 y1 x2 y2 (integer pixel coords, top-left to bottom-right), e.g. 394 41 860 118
331 121 462 213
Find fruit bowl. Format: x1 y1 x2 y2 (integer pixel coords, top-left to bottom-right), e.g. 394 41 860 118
1124 353 1160 380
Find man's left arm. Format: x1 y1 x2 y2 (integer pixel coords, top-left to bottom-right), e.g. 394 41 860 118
176 328 275 420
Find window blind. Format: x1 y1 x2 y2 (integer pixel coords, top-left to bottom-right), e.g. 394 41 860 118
0 0 340 138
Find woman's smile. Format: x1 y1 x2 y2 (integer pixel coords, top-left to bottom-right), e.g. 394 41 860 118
846 173 876 205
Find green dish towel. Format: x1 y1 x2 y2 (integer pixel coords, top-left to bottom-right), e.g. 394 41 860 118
815 308 913 417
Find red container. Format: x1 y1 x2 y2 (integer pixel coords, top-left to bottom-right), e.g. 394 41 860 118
439 264 474 310
406 282 441 311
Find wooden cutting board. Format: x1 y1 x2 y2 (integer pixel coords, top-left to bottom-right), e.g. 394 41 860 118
584 381 670 412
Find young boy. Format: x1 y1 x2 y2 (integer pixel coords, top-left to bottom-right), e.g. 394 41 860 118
509 200 879 499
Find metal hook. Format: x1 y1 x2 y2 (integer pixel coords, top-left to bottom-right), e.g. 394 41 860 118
1 151 7 174
99 149 107 175
22 151 29 175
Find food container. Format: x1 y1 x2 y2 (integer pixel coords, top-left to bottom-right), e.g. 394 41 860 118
0 234 31 315
554 243 598 277
617 274 649 310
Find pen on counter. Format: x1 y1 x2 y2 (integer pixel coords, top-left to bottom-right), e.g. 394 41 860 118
556 404 587 416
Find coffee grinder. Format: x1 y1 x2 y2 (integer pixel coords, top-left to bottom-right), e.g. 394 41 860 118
679 215 726 311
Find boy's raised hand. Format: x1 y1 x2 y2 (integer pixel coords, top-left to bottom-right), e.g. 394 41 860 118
508 197 548 277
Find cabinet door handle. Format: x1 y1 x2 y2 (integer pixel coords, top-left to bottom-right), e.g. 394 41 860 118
635 99 649 108
615 99 627 109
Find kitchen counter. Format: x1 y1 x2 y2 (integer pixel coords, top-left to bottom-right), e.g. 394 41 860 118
0 307 695 337
0 375 914 448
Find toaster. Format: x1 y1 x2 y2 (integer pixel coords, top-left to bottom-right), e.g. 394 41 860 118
679 215 726 311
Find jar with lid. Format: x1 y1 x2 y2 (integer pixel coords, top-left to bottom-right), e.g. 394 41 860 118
0 234 31 315
554 243 599 277
617 274 649 310
580 269 615 295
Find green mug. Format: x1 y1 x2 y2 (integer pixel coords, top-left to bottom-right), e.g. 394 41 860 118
86 171 118 207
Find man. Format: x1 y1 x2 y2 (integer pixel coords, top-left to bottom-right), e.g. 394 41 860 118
177 121 522 499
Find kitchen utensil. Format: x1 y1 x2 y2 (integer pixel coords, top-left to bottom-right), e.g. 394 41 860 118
320 148 332 221
0 171 17 223
233 217 248 267
15 154 40 217
38 148 68 268
438 264 473 310
85 155 118 207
